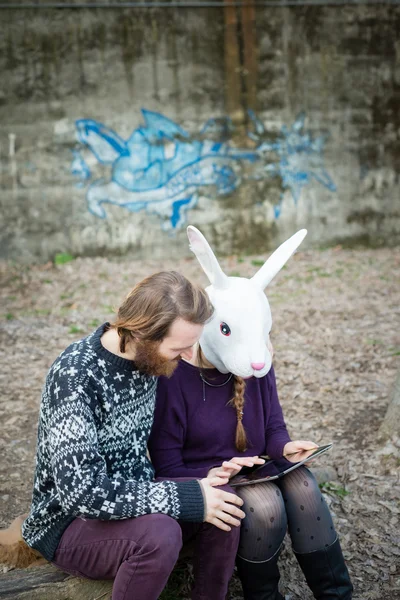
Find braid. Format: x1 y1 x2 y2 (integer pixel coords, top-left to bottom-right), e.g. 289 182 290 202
230 376 248 452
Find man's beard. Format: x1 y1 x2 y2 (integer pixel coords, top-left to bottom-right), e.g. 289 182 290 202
133 339 180 378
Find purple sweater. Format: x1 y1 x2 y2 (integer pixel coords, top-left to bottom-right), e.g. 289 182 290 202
148 360 291 479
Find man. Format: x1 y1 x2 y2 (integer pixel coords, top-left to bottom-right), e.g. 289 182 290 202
22 271 245 600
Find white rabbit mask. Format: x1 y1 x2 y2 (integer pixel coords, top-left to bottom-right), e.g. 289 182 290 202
187 226 307 379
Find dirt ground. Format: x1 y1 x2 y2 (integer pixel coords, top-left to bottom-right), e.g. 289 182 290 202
0 245 399 599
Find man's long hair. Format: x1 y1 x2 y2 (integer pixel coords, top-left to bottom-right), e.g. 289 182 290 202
112 271 214 353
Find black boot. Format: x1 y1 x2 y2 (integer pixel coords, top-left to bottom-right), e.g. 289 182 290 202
295 538 353 599
236 553 284 600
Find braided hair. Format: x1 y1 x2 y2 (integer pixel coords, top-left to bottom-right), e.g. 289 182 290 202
230 375 248 451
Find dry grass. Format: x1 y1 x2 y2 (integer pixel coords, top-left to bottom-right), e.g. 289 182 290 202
0 245 399 599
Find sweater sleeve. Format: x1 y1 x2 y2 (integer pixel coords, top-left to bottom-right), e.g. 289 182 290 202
46 375 204 523
148 377 211 479
263 366 292 460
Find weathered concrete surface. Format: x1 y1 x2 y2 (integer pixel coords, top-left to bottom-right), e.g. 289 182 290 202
0 2 399 262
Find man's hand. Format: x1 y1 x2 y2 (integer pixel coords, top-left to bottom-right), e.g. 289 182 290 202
283 440 319 463
207 456 265 480
199 478 246 532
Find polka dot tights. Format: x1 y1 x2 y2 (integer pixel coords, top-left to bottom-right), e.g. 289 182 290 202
237 467 337 562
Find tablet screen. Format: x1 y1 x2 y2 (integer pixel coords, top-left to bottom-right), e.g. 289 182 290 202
230 444 332 487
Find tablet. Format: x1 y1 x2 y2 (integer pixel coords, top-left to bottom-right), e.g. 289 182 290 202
230 444 333 487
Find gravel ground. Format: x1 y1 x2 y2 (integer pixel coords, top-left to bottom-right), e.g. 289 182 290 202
0 245 399 599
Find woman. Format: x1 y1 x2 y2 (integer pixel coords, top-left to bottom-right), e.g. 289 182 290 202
148 226 353 600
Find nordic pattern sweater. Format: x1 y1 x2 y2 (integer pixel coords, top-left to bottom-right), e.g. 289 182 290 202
22 324 204 561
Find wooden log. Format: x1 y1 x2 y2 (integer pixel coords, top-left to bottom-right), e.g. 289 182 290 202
0 469 336 599
0 564 112 600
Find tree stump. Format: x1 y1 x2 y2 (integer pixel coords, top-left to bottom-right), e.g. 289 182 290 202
310 465 337 485
379 367 400 439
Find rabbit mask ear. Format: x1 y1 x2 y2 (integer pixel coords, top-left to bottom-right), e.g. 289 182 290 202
187 226 229 289
251 229 307 290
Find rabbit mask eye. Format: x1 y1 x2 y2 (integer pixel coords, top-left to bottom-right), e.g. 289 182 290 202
220 322 231 336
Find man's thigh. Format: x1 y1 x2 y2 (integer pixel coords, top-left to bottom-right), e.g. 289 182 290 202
52 513 179 579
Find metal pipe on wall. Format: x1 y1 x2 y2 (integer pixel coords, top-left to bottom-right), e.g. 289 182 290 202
0 0 399 8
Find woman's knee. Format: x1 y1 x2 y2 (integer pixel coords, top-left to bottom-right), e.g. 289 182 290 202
239 484 287 528
237 484 287 561
280 467 323 507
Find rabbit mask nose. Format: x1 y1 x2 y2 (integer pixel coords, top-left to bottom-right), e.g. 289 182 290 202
251 362 265 371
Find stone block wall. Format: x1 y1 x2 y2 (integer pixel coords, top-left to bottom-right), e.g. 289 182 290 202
0 1 399 262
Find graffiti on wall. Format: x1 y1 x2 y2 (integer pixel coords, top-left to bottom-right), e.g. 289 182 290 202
247 112 336 218
72 110 336 228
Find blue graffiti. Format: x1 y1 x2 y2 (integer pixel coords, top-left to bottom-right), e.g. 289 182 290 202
72 110 335 228
71 149 91 188
248 111 337 218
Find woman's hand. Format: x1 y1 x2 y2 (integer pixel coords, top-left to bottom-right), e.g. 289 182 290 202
207 456 265 480
283 440 319 463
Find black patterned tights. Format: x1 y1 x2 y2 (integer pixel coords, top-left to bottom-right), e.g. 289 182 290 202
236 467 337 562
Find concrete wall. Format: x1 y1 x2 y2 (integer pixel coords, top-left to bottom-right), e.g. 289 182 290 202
1 2 399 262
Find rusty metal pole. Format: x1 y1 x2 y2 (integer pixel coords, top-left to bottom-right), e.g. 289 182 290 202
223 0 244 124
241 0 258 114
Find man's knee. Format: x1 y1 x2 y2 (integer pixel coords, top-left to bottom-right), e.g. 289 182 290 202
140 514 183 564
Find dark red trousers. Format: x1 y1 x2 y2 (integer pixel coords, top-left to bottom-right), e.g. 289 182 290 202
52 488 240 600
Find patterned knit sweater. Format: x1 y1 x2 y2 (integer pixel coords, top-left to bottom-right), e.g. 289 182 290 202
22 323 204 561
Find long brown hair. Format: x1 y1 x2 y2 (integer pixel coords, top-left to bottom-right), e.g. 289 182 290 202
112 271 214 353
198 347 248 452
